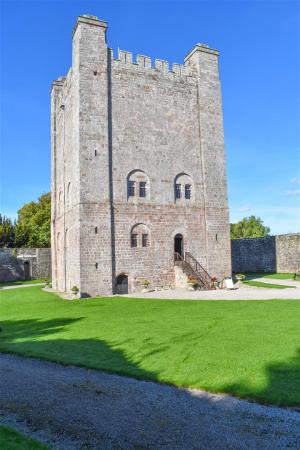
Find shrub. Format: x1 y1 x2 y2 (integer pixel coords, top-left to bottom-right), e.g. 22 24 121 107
71 285 79 295
188 276 199 288
235 274 246 281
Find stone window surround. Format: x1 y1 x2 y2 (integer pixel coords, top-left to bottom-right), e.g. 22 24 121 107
130 223 151 249
127 170 150 201
126 171 195 203
174 173 194 203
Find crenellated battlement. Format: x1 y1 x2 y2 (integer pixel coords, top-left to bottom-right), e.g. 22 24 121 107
111 48 190 79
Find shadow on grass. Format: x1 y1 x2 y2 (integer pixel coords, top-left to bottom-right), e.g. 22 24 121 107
0 318 299 407
0 318 157 382
220 349 300 407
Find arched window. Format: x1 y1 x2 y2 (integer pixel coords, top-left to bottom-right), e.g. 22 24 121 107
174 173 194 202
66 182 71 209
130 223 151 248
127 170 150 200
57 232 61 251
58 191 62 215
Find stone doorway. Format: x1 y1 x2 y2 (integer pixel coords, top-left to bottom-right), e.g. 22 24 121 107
174 234 183 257
23 261 30 280
116 274 128 295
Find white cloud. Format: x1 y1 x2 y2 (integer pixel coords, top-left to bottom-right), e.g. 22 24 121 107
237 205 251 212
284 189 300 197
289 177 300 185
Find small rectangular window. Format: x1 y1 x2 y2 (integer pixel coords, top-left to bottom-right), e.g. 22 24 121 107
185 184 191 200
175 184 181 199
128 180 135 197
131 234 138 248
142 234 149 247
139 181 146 198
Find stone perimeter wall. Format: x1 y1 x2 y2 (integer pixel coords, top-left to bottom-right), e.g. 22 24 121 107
0 248 51 282
231 233 300 273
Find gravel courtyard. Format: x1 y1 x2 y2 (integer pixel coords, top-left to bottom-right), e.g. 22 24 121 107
124 277 300 300
0 353 300 450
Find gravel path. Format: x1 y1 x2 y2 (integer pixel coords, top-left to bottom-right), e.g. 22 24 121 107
254 277 300 287
0 354 299 449
123 283 300 300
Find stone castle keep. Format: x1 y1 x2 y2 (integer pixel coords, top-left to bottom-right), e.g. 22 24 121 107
51 14 231 296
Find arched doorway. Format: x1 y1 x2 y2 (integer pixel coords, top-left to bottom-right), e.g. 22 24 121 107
174 234 183 257
116 274 128 295
23 261 30 280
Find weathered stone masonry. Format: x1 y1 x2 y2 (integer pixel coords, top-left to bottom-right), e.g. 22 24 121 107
51 15 231 296
0 248 51 282
231 233 300 273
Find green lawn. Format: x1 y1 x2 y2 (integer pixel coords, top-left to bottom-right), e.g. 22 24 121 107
0 279 46 288
245 272 295 280
0 287 299 407
0 425 47 450
243 280 295 289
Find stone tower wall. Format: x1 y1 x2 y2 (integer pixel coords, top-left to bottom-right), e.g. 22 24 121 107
51 15 231 296
51 67 81 293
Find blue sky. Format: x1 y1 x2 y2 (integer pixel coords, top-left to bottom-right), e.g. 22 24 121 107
1 0 299 234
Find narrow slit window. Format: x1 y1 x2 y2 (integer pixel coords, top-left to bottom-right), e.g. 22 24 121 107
175 184 181 199
128 180 135 197
131 233 138 248
142 234 149 247
139 181 146 198
185 184 191 200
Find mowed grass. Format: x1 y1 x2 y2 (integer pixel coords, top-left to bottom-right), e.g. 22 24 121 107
1 287 300 407
243 280 295 289
245 272 295 280
0 279 46 288
0 425 47 450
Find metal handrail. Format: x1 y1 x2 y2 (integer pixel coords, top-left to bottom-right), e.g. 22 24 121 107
174 251 184 262
174 251 214 290
185 252 213 282
174 252 213 289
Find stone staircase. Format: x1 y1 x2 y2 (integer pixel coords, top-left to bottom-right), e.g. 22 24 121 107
174 252 215 290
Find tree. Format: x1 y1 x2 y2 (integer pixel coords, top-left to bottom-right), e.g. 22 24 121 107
0 214 15 247
230 215 270 240
14 193 51 247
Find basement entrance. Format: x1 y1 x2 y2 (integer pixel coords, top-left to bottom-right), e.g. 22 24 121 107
116 274 128 295
174 234 183 257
